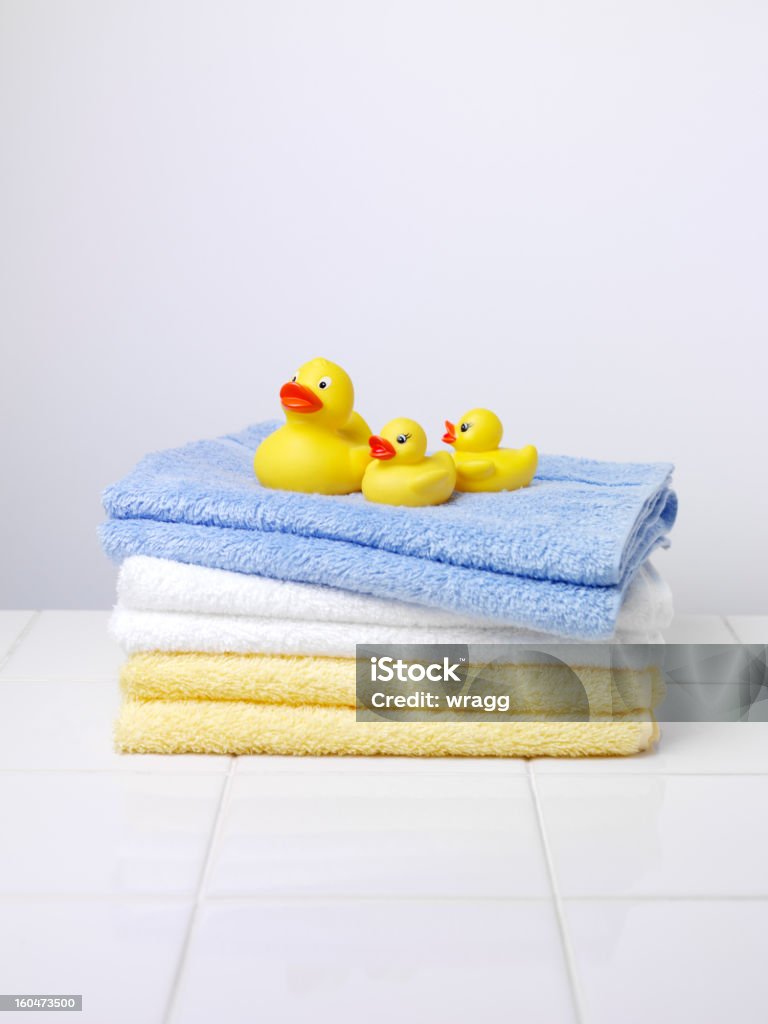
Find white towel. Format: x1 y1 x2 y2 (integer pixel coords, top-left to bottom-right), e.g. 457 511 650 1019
110 608 667 660
117 556 673 635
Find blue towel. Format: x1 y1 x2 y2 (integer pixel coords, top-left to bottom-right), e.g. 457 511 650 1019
101 421 677 639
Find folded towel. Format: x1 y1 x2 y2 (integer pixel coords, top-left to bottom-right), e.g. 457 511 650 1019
102 518 668 639
110 604 667 657
115 698 660 757
104 422 675 586
117 556 673 636
121 651 664 715
101 422 676 639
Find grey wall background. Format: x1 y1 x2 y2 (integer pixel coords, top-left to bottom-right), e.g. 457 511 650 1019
1 0 766 611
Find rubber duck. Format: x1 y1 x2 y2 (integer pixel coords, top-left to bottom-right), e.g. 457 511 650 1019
442 409 538 492
254 357 371 494
363 418 456 507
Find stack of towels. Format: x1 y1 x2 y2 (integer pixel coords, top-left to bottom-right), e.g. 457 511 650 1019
101 421 677 758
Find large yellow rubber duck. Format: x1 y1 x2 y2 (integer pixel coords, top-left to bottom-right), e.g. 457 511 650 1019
363 418 456 507
254 357 371 494
442 408 538 492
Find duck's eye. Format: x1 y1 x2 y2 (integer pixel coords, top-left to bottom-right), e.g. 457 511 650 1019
460 422 470 433
396 434 407 444
318 376 331 390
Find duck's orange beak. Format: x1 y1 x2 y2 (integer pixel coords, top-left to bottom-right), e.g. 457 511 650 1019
280 381 323 412
442 420 456 444
369 435 396 460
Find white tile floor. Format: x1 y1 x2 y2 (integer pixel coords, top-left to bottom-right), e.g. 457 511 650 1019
0 611 765 1024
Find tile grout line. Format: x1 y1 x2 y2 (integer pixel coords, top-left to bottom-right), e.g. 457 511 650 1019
560 893 768 902
511 769 768 777
2 890 768 905
527 762 587 1024
0 768 232 776
7 766 768 777
0 892 560 904
0 893 194 903
162 758 236 1024
170 891 768 903
0 611 41 676
721 616 742 644
0 676 124 684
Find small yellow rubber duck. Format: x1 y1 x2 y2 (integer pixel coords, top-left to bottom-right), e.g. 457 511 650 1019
442 409 538 493
254 357 371 494
363 418 456 507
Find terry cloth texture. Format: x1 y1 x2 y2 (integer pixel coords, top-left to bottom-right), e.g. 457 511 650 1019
116 556 673 636
121 651 665 716
101 421 677 640
108 598 671 655
101 516 648 638
115 699 660 757
110 605 667 656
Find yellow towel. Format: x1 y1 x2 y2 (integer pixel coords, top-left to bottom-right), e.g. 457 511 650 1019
121 651 664 717
115 698 659 757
